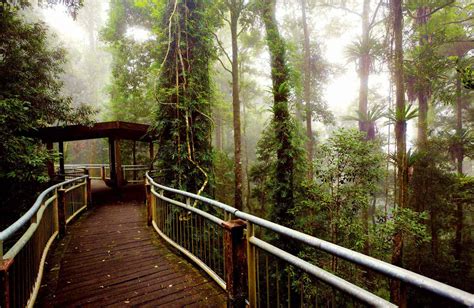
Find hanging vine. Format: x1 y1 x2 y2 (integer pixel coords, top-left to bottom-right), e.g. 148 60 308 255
152 0 217 199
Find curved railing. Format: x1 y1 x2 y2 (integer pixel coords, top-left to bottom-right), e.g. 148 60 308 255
0 175 90 308
145 172 474 307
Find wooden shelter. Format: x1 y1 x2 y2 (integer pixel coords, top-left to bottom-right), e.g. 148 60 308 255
34 121 154 187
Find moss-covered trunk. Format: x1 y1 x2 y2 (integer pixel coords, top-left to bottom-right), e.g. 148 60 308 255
260 0 295 229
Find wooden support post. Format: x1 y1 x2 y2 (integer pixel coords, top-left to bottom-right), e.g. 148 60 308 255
115 139 123 186
46 142 55 179
149 142 154 170
85 169 92 207
100 166 106 180
132 141 137 181
0 259 14 308
109 137 117 187
58 188 67 237
222 219 247 308
146 182 152 226
58 141 65 177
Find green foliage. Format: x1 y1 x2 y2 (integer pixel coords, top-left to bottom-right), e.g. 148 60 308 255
213 151 235 205
250 117 308 221
311 129 384 247
0 12 93 183
101 0 156 123
404 137 474 297
344 36 385 73
386 103 418 122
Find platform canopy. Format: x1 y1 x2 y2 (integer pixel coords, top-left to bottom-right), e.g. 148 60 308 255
34 121 153 143
33 121 154 188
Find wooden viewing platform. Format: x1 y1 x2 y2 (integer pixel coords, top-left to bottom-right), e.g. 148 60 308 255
2 171 472 307
37 182 226 307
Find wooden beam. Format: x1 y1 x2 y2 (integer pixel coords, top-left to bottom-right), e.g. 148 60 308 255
115 139 123 186
109 137 117 187
34 121 152 143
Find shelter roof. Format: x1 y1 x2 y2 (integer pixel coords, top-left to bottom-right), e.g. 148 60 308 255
34 121 153 142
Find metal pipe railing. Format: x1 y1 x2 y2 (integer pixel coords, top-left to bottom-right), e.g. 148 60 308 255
61 164 148 182
0 175 90 308
145 172 474 307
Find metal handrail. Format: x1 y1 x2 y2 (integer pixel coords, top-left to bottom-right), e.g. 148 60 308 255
0 175 87 242
0 175 90 308
236 211 474 306
62 164 148 182
145 172 474 307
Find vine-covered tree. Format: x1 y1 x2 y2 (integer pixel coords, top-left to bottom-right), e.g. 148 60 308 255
151 0 217 194
258 0 297 229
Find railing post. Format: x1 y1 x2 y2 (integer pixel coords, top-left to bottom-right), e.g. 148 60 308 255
52 191 59 237
247 222 257 308
146 182 152 226
85 171 92 207
222 219 247 308
58 188 67 237
100 166 106 180
0 259 14 308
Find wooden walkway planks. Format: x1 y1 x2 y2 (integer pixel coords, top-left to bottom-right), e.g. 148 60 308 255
38 183 227 307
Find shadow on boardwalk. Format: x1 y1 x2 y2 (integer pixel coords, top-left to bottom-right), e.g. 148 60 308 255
37 181 226 307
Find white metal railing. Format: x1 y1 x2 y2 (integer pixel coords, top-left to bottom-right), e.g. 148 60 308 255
145 172 474 307
61 164 148 183
0 175 90 308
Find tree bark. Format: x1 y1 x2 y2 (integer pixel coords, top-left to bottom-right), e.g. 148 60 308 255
416 7 431 149
454 74 463 261
359 0 371 260
390 0 407 305
359 0 371 139
229 0 243 210
300 0 314 179
215 114 223 151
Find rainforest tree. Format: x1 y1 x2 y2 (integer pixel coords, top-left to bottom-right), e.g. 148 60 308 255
151 0 216 195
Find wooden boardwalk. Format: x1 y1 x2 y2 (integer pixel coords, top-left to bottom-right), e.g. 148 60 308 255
38 182 227 307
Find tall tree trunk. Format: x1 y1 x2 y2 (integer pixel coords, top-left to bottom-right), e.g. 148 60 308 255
359 0 371 139
390 0 407 305
416 7 430 149
260 0 295 230
359 0 371 259
229 0 243 210
300 0 314 179
215 113 223 151
454 74 464 261
154 0 213 194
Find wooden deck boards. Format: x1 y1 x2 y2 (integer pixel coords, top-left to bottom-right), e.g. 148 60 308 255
37 183 227 307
